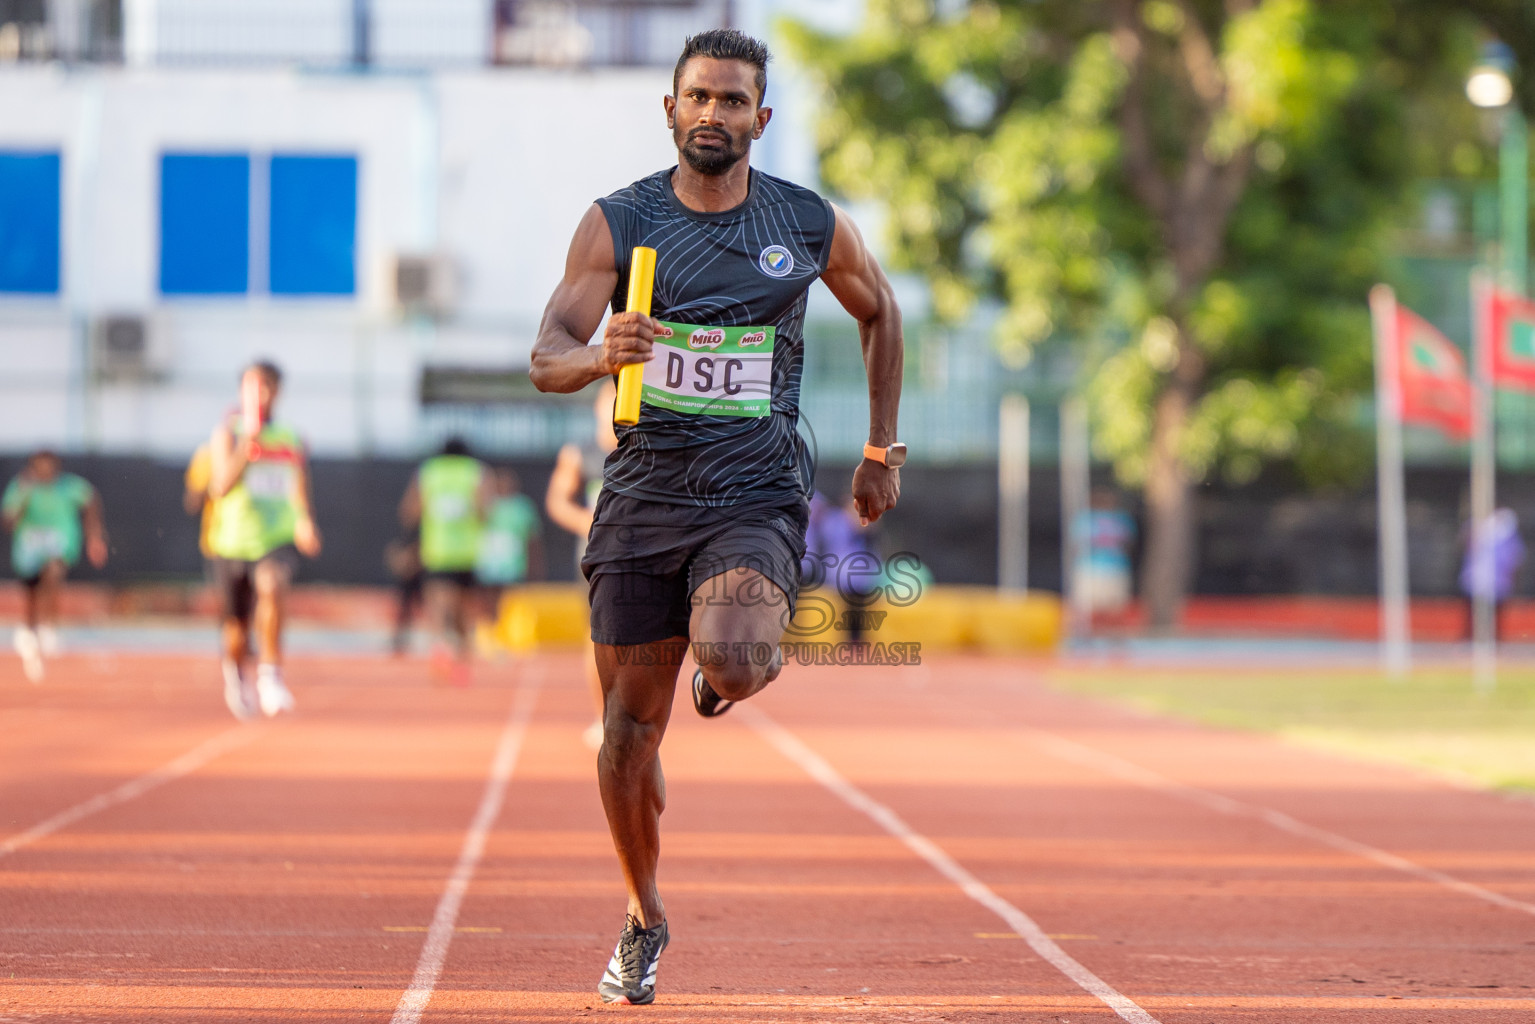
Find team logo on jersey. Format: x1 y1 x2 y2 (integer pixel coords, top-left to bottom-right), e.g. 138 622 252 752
740 331 768 348
689 328 726 350
758 245 794 278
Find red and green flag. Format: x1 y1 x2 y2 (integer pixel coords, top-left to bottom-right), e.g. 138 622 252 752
1488 288 1535 392
1395 304 1472 439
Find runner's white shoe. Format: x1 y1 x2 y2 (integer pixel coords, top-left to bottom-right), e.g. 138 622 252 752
222 658 255 720
255 664 296 717
14 628 43 683
36 625 60 657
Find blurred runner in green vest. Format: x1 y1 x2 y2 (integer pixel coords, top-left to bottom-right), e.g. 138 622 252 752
3 450 108 682
207 362 322 719
475 466 544 636
545 380 618 747
400 437 491 685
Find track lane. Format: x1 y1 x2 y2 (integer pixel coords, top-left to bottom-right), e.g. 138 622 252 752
0 654 534 1023
3 651 1533 1022
744 657 1535 1022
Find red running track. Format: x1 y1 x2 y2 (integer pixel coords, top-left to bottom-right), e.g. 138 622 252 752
1 650 1533 1022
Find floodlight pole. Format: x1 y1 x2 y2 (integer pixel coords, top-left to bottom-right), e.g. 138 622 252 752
998 394 1029 593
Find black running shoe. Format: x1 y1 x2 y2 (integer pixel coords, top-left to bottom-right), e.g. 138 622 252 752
691 668 734 718
598 914 669 1005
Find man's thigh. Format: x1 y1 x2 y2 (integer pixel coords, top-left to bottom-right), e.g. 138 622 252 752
252 548 297 597
685 505 806 650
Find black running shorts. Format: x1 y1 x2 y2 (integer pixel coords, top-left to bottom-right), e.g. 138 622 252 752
581 490 810 647
425 569 477 590
213 546 298 623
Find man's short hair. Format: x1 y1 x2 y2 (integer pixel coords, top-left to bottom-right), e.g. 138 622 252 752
673 28 771 105
247 360 283 389
442 436 472 458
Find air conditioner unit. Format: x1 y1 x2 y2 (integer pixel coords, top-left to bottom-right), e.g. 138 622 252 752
392 253 457 318
92 314 164 381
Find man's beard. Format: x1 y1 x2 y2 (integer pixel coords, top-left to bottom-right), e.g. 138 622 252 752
676 124 749 176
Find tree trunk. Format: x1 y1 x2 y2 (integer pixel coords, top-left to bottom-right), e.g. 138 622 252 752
1140 353 1199 632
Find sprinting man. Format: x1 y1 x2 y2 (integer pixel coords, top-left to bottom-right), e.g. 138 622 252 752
530 29 905 1005
399 438 490 685
544 380 619 748
3 451 108 682
207 361 322 718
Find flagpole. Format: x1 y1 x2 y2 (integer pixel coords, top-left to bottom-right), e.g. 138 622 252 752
1370 285 1410 679
1471 269 1497 693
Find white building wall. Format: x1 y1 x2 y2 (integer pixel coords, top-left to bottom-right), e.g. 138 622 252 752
0 64 676 457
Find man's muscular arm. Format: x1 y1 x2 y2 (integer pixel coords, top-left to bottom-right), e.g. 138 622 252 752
529 205 662 395
819 204 903 525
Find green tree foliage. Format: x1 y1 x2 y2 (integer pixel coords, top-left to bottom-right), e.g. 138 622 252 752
785 0 1486 624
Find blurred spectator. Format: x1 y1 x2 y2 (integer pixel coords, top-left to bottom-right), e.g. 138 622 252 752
802 490 877 646
1460 507 1524 642
1070 487 1136 625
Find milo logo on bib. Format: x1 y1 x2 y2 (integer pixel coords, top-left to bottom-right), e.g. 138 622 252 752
641 321 775 418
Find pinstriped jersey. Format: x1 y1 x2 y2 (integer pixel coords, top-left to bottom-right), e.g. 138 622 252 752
596 167 835 508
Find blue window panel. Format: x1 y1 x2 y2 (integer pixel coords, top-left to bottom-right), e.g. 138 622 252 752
0 151 61 294
160 153 249 295
269 154 357 296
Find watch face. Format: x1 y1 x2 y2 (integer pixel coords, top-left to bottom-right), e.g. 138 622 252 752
885 443 907 468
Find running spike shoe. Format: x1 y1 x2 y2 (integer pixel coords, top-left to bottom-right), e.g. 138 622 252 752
598 914 669 1005
691 668 733 718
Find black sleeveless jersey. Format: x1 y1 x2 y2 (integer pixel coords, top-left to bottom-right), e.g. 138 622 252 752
596 167 835 508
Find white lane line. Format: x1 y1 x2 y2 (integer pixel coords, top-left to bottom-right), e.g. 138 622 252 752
390 669 541 1024
1027 730 1535 918
0 725 262 858
741 706 1161 1024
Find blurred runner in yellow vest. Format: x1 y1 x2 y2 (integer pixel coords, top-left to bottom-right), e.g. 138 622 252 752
399 437 491 686
183 444 215 559
207 361 322 719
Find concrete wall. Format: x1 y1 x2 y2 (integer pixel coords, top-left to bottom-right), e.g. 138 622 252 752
0 64 680 457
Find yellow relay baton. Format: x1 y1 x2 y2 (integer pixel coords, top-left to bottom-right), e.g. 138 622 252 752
613 245 657 426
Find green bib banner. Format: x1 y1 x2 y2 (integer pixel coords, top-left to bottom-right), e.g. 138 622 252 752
640 321 774 418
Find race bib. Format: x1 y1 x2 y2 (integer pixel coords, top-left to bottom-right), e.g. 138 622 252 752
641 322 774 418
244 462 294 501
17 528 65 561
430 492 473 522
